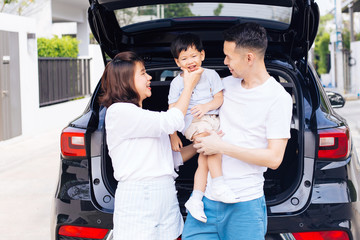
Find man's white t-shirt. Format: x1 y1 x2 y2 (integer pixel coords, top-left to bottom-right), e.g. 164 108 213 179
205 76 293 202
168 68 224 134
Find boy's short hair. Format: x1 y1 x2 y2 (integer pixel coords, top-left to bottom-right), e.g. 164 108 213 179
223 22 268 56
171 33 204 59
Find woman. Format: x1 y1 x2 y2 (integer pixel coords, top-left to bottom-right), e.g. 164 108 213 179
100 51 201 239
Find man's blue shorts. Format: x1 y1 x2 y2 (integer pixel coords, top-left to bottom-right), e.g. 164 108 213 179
182 195 267 240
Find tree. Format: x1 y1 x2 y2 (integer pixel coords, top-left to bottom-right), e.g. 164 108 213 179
313 13 360 75
16 0 33 15
138 5 156 16
0 0 34 15
164 3 194 18
115 8 138 26
314 32 330 74
1 0 16 12
342 29 360 50
313 14 333 74
213 3 223 16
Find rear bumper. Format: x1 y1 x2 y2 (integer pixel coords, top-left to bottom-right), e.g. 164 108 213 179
268 203 354 238
52 198 357 240
52 198 113 240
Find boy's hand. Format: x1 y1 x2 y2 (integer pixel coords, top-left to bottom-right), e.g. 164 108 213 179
170 133 183 152
181 67 204 90
191 104 210 119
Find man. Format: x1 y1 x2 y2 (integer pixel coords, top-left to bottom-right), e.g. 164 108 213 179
182 22 293 240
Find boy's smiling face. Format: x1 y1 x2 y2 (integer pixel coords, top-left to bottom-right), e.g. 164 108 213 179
175 45 205 72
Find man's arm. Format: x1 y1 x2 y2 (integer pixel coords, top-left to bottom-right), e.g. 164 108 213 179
194 131 288 170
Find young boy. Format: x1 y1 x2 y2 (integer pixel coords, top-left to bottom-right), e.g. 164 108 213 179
168 33 239 223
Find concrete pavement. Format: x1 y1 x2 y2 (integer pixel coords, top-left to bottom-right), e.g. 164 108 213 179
0 98 90 240
334 98 360 152
0 127 61 240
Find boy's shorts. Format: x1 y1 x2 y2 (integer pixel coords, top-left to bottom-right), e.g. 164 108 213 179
182 196 267 240
184 114 220 141
113 177 184 240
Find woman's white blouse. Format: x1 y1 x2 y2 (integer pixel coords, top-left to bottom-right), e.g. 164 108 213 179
105 102 185 181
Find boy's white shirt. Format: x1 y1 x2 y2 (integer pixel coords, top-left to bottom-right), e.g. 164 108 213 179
168 68 224 134
205 76 293 202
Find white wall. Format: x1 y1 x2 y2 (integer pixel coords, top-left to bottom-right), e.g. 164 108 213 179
350 41 360 97
89 44 105 93
37 97 90 132
27 0 53 38
0 13 91 140
52 1 90 56
51 22 77 37
76 9 90 56
0 13 39 137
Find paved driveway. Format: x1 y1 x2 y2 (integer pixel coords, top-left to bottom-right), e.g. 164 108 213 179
0 128 61 240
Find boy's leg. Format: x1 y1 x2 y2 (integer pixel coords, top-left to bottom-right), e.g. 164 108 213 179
185 153 208 223
185 131 212 223
193 153 209 191
192 131 210 192
207 153 223 178
207 154 240 203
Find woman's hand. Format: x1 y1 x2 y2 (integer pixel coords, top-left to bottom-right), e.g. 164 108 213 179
181 67 204 90
170 132 183 152
173 67 204 116
194 130 224 155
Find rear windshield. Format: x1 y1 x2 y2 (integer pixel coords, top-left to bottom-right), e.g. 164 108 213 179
114 2 292 27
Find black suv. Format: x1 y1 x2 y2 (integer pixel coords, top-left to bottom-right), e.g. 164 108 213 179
52 0 360 239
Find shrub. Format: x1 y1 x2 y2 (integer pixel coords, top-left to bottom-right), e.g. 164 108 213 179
37 36 79 58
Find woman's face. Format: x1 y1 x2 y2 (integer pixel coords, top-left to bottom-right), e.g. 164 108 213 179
134 62 152 105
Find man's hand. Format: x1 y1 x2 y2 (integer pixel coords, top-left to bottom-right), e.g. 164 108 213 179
170 132 183 152
194 130 224 155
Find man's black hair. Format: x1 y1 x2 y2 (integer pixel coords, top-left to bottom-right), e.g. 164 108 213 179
223 22 268 55
171 33 204 59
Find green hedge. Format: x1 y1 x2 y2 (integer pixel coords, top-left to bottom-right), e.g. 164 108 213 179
37 36 79 58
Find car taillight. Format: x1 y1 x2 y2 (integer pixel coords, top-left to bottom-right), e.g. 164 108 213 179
61 127 86 158
318 126 350 160
59 225 108 239
293 230 349 240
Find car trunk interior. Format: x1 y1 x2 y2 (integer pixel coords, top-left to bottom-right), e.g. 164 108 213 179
99 63 301 215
